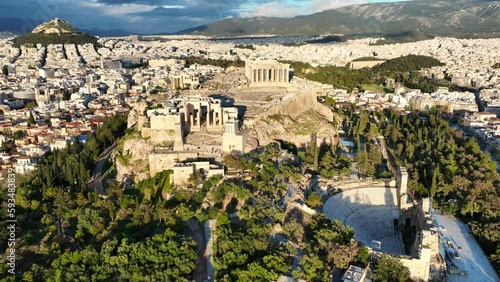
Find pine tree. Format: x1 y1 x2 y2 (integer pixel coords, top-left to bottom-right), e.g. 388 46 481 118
430 167 437 197
313 149 319 171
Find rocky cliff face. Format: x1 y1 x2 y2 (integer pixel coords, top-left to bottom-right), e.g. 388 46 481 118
114 135 155 183
246 109 337 150
127 109 138 129
246 91 338 150
32 18 78 34
127 100 148 129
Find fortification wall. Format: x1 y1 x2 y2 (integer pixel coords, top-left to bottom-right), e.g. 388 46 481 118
149 151 198 177
335 179 396 190
150 115 178 130
150 129 177 144
288 202 317 216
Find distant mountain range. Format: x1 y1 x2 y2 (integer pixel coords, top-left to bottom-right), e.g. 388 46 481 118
0 32 17 39
177 0 500 38
0 0 498 39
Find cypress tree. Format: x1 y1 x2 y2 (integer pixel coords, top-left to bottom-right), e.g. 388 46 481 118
27 111 35 125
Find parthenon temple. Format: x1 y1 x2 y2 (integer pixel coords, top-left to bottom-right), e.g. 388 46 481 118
245 60 290 86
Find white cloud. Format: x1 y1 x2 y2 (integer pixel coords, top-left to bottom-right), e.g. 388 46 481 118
162 5 185 9
309 0 366 13
241 1 300 18
80 2 156 16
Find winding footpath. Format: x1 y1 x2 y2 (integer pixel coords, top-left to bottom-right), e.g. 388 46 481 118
89 140 118 196
185 219 208 282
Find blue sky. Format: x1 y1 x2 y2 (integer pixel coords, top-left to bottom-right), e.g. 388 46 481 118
0 0 405 34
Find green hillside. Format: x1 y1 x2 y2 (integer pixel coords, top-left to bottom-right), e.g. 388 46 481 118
10 19 99 47
11 32 99 47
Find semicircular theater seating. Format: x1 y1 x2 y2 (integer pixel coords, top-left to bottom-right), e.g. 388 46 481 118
323 187 404 255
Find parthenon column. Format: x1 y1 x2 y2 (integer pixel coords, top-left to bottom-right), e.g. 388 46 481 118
207 103 212 128
196 103 201 129
186 108 191 126
264 69 268 82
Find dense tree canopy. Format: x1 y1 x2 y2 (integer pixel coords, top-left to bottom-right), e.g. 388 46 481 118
373 254 412 282
287 55 445 93
0 115 202 280
50 231 197 281
7 99 498 281
183 56 244 69
211 144 365 281
374 109 499 274
11 33 100 48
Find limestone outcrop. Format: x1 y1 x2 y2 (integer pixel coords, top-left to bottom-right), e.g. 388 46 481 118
113 135 155 183
32 18 77 34
246 109 337 150
246 90 337 150
127 100 148 129
127 108 138 129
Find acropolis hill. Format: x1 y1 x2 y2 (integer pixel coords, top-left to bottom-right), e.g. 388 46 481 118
115 60 336 184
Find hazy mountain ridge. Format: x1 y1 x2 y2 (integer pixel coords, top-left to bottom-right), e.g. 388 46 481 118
0 32 17 39
178 0 500 38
